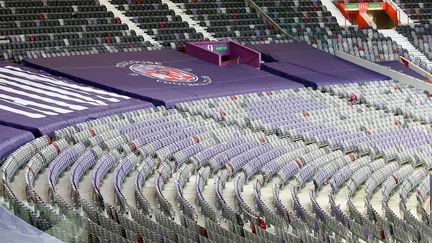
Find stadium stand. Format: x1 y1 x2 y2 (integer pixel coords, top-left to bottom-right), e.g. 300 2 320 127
252 0 410 62
0 0 420 68
393 0 432 71
2 73 432 241
2 0 432 241
396 24 432 64
0 0 155 62
169 0 291 44
395 0 432 22
109 0 208 48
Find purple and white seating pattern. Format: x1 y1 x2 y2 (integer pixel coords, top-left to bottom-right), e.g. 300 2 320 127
381 165 414 200
70 146 105 202
416 176 430 205
4 82 432 242
134 157 155 215
328 81 432 125
399 168 426 203
347 158 386 195
364 161 400 197
113 153 140 210
91 150 121 196
329 156 371 193
25 139 69 200
296 150 344 186
178 84 432 241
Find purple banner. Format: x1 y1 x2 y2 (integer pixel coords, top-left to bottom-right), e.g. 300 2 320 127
0 62 152 136
252 43 389 87
25 50 302 108
0 125 34 163
378 61 425 80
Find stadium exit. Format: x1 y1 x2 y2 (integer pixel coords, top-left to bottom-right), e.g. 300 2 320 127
337 2 400 29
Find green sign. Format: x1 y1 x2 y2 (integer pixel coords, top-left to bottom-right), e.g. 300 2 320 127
344 2 382 10
368 3 381 8
345 3 358 9
214 45 229 52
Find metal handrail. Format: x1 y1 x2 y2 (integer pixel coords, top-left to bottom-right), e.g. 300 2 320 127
243 0 300 42
384 0 407 24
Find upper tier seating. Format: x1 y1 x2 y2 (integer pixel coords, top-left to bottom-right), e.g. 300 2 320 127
0 0 154 61
110 0 208 48
396 0 432 22
252 0 409 62
392 0 432 67
170 0 293 44
396 24 432 70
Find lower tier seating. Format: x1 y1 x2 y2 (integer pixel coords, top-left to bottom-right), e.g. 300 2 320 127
3 80 432 242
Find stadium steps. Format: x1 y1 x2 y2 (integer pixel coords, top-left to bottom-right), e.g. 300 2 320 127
406 189 419 220
379 29 432 69
10 169 29 203
161 176 180 222
122 170 137 208
100 169 116 206
182 171 201 223
161 0 217 41
142 173 158 209
98 0 161 47
55 170 74 206
320 0 352 26
77 169 95 206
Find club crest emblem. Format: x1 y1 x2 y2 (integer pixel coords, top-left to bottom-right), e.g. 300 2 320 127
130 64 198 82
116 61 212 86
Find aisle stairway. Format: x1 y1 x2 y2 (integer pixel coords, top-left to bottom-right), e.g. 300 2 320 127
320 0 351 26
379 29 432 68
98 0 161 47
160 0 217 41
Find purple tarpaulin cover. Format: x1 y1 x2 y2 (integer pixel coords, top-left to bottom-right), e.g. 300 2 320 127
378 61 425 80
24 49 304 107
0 125 34 163
252 43 390 87
0 62 152 136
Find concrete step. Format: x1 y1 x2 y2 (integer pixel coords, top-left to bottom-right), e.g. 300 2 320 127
321 0 351 26
378 29 432 70
100 0 160 47
162 0 216 41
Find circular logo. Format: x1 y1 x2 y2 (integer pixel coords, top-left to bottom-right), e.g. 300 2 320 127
130 64 199 83
116 61 212 86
